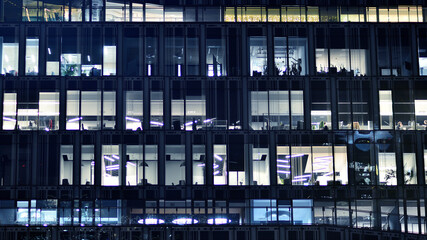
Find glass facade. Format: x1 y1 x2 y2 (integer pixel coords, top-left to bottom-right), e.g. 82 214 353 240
1 0 427 239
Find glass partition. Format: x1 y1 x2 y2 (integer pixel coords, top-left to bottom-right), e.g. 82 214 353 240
125 91 143 130
25 38 39 75
81 145 94 185
193 144 205 185
81 91 101 130
206 28 226 77
103 91 116 129
165 145 185 185
3 92 17 130
379 90 393 129
0 28 19 76
60 145 73 185
126 145 143 186
214 144 227 185
145 145 158 185
102 144 121 186
252 144 269 186
150 91 163 129
61 28 81 76
249 36 267 76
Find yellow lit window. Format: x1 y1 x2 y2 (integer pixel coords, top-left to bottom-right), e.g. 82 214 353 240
366 7 377 22
378 8 388 22
268 8 280 22
245 7 263 22
286 6 304 22
388 8 398 22
224 7 236 22
398 6 410 22
416 6 423 22
307 7 319 22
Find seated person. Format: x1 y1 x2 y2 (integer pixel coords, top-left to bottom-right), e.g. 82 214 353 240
396 121 404 130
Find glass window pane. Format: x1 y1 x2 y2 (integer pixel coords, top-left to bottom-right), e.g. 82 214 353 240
25 38 39 75
102 145 120 186
81 145 94 185
249 36 267 76
60 145 73 185
126 91 143 130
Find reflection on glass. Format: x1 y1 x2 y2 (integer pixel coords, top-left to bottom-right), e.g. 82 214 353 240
81 145 94 185
60 145 73 185
25 38 39 75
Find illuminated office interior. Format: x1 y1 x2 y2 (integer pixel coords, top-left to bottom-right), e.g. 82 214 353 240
1 0 427 240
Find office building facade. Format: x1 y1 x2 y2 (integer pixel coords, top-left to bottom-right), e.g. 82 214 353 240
0 0 427 239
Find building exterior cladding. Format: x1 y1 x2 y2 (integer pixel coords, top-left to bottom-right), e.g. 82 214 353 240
1 0 427 239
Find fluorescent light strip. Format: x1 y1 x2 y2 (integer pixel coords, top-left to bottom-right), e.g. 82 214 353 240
277 159 289 163
106 164 120 169
277 170 291 174
292 179 307 182
214 154 223 161
126 116 141 122
323 172 333 176
112 155 120 160
127 162 136 167
285 154 305 158
67 117 82 122
294 174 311 179
2 117 16 122
213 170 220 175
150 121 164 126
277 164 291 168
104 156 115 162
185 120 197 126
106 167 120 171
